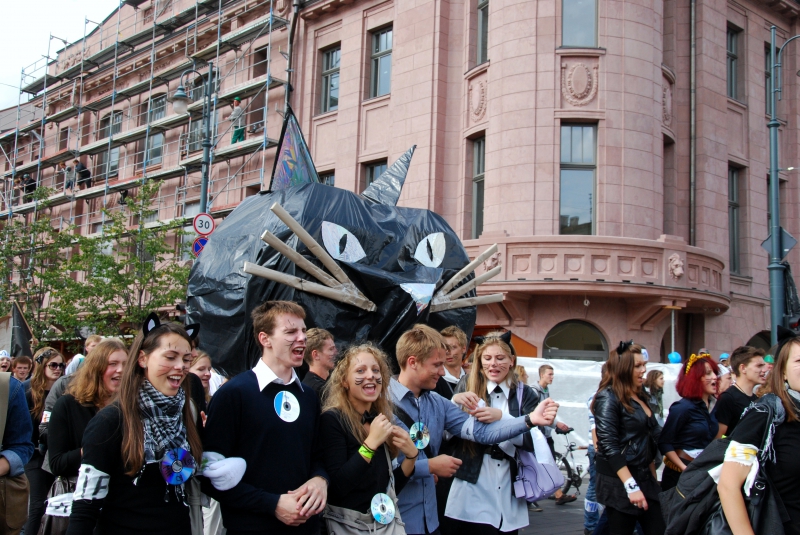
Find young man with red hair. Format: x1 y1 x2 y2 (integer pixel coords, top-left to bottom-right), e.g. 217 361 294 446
657 353 720 490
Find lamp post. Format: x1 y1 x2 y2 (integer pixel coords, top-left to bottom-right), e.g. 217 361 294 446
767 27 800 344
171 62 214 213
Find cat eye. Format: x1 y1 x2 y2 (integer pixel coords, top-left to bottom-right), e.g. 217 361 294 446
321 222 367 263
414 232 445 268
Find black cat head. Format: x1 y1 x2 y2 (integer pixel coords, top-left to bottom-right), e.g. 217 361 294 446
187 182 501 375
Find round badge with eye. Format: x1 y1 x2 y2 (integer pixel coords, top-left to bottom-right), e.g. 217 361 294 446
274 391 301 422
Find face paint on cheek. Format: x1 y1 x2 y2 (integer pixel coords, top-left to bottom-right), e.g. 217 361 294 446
354 377 365 385
375 376 383 384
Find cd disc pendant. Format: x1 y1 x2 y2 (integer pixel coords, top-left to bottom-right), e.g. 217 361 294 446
274 391 300 422
371 493 396 524
160 448 196 485
409 422 430 449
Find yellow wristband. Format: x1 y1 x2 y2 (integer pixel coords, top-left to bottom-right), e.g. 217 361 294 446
359 445 375 459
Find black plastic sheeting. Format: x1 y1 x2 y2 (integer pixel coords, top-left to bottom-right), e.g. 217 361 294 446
187 182 477 376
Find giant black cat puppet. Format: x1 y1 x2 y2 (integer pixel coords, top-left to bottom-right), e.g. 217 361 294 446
187 113 501 375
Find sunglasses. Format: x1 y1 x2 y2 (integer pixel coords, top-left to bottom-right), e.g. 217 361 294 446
47 362 66 370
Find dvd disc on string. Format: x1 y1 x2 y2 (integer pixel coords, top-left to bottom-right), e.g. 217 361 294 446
371 493 396 524
160 448 196 485
409 422 430 449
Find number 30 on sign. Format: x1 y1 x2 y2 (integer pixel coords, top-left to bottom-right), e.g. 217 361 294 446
193 213 215 236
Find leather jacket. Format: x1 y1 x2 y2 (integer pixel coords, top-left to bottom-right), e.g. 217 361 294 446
593 386 661 475
451 381 538 484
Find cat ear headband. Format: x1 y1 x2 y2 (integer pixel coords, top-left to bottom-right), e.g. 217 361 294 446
142 312 200 341
473 330 516 356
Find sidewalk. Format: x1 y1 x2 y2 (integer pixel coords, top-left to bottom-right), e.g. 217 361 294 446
521 495 588 535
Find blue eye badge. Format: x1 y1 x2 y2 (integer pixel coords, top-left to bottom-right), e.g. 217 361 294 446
321 222 367 263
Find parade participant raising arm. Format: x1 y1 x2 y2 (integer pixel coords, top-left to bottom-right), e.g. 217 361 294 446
319 343 416 516
201 301 328 535
592 341 664 535
390 325 558 535
67 317 203 535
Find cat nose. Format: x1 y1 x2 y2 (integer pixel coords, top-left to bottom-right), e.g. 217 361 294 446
399 283 436 315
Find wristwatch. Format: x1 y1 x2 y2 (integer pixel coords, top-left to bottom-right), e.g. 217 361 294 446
524 414 534 428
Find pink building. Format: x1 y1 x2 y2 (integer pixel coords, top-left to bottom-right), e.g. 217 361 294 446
2 0 799 360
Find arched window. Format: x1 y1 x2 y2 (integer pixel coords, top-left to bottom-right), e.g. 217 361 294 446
543 320 608 361
746 331 771 351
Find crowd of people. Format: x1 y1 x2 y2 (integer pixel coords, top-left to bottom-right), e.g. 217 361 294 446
0 300 797 535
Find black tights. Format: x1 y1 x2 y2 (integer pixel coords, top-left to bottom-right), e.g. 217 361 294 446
447 519 518 535
606 502 665 535
24 465 54 535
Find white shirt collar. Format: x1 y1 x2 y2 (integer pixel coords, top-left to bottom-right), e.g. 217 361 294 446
443 366 465 384
253 358 302 392
486 380 510 398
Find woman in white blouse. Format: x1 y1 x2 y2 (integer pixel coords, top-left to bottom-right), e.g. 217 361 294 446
445 336 540 535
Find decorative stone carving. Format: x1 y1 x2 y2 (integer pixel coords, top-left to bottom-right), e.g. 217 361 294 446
662 82 673 127
276 0 291 15
468 80 487 122
668 253 684 280
561 62 598 107
483 250 501 271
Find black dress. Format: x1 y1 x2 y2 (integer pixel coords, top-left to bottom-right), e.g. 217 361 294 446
47 394 98 478
319 409 411 513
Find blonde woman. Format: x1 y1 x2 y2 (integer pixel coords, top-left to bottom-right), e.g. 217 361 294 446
445 336 539 535
319 343 417 515
25 347 65 534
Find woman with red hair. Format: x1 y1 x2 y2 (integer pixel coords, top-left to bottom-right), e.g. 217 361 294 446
658 353 719 490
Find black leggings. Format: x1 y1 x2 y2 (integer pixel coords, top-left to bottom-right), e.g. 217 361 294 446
24 464 55 535
447 519 518 535
606 502 665 535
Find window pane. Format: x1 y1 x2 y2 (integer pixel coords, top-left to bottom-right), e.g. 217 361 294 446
473 178 484 239
329 72 339 110
581 126 594 163
377 54 392 96
562 0 597 47
560 169 593 235
561 127 571 162
477 3 489 64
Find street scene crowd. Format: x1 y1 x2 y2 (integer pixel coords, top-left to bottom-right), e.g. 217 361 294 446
0 300 796 535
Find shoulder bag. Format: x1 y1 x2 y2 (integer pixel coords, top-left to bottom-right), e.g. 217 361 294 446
322 447 406 535
0 371 30 535
513 382 564 503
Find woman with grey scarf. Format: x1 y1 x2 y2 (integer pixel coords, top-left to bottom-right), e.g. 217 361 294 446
67 315 244 535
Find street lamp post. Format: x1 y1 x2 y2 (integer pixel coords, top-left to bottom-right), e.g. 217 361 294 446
767 27 800 344
171 62 215 213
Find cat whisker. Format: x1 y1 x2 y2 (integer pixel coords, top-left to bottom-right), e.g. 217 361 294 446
437 244 499 295
430 244 504 312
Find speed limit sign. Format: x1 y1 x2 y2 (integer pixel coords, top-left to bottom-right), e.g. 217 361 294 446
193 213 215 235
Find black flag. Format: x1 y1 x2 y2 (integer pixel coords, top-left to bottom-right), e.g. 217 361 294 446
10 302 33 358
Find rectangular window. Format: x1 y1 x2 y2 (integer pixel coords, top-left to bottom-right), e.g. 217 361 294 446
477 0 489 65
364 161 387 190
562 0 597 47
727 28 740 100
181 201 201 261
98 112 122 177
319 172 335 186
59 128 70 151
148 95 167 122
472 136 486 239
321 47 341 113
560 124 596 235
146 134 164 166
370 27 392 98
188 118 203 153
728 167 741 274
765 44 774 115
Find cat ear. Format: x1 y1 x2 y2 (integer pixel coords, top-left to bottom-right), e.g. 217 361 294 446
142 313 160 337
361 145 415 206
500 331 512 345
473 336 485 346
184 323 200 341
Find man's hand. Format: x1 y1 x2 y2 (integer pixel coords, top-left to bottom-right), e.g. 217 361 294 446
427 455 462 478
0 457 9 477
275 494 308 526
288 476 328 517
471 407 502 423
529 398 559 427
452 392 481 411
556 422 570 432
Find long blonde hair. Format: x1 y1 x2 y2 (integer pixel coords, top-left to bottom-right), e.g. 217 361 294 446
323 343 398 457
465 337 517 403
30 347 63 420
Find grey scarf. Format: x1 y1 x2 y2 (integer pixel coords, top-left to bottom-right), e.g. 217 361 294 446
138 380 190 464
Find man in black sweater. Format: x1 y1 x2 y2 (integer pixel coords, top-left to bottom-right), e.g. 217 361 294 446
300 328 337 401
202 301 328 535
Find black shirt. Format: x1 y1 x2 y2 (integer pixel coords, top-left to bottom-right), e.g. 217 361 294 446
25 387 49 469
301 371 328 401
729 402 800 535
714 386 756 436
659 397 718 456
66 403 192 535
433 376 457 400
319 409 411 513
48 394 98 478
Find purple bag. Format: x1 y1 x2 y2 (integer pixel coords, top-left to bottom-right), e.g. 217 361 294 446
512 382 564 503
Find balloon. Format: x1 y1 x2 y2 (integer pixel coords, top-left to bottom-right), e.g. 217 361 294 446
668 352 682 364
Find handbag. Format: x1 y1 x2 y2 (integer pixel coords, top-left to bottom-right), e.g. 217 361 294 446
37 476 76 535
512 382 564 503
322 447 406 535
0 372 30 534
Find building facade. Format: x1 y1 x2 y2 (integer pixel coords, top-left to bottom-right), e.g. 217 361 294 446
2 0 798 360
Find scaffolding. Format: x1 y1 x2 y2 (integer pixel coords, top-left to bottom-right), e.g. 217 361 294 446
0 0 288 244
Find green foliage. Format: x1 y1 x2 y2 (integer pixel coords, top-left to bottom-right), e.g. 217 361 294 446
1 181 192 345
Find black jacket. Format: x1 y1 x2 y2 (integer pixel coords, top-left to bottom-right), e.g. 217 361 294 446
593 387 661 475
451 381 537 484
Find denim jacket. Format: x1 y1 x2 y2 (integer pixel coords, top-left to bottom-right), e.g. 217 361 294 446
2 376 34 476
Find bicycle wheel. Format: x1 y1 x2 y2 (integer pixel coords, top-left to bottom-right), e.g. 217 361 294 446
559 456 575 494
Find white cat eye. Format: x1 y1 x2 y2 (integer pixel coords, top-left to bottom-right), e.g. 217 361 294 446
414 232 446 268
321 222 367 263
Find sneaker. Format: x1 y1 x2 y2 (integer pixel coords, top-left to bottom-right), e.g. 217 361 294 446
555 494 577 505
528 503 543 513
